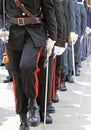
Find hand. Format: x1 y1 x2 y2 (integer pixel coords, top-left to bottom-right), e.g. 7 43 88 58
0 28 9 43
69 32 78 45
53 43 68 58
72 34 78 45
90 28 91 32
69 32 76 42
85 26 91 35
46 38 56 58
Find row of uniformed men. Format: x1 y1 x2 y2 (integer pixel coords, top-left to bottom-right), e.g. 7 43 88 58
0 0 87 130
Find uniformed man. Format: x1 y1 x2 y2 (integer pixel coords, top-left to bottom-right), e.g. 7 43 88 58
0 0 57 130
38 0 66 116
54 0 67 92
74 0 87 75
48 0 66 109
57 0 70 91
58 0 78 91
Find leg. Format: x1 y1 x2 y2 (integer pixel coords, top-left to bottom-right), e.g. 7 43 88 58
37 52 53 123
7 49 29 130
60 48 68 91
19 37 42 127
74 37 81 76
66 46 74 83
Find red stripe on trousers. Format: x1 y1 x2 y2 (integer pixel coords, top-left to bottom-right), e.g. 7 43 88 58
34 46 43 98
12 75 18 112
51 57 56 99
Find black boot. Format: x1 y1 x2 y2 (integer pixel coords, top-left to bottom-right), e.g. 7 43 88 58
66 71 74 83
60 73 67 91
52 93 59 103
47 102 55 114
40 111 53 124
19 114 29 130
3 74 13 83
28 99 40 127
75 63 80 76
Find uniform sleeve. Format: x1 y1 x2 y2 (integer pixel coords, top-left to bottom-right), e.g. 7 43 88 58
41 0 57 41
68 0 76 33
0 0 3 15
62 0 70 43
53 0 65 47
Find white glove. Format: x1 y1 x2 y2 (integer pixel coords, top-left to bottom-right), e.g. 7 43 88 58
72 34 78 45
69 32 76 42
69 32 78 45
46 38 56 58
53 43 68 58
90 28 91 32
86 26 91 35
0 28 9 43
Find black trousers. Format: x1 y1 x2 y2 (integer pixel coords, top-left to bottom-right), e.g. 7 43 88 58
74 4 87 64
7 35 45 114
37 53 54 111
74 37 81 64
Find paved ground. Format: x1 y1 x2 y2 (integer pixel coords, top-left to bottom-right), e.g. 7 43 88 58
0 55 91 130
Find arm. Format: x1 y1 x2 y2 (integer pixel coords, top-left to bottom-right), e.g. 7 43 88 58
41 0 57 57
0 0 3 15
53 0 65 47
68 0 76 32
68 0 77 43
41 0 57 41
52 0 67 57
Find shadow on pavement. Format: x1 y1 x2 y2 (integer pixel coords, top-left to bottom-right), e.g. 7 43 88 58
0 107 16 126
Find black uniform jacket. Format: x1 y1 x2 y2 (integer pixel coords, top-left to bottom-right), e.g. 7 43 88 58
0 0 57 50
53 0 66 47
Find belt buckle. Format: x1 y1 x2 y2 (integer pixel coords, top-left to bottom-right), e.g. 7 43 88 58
18 18 25 26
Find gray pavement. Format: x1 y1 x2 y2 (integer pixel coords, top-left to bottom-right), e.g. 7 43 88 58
0 55 91 130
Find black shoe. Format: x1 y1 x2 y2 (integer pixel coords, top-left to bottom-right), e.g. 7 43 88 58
60 82 67 91
52 93 59 103
3 75 13 83
75 69 80 76
75 64 80 76
66 75 74 83
40 112 53 124
19 123 29 130
81 57 86 61
78 63 82 68
28 99 40 127
60 73 67 91
19 114 29 130
47 103 55 114
0 63 4 66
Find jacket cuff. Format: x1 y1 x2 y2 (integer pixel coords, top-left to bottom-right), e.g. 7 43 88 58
55 40 65 47
48 30 57 41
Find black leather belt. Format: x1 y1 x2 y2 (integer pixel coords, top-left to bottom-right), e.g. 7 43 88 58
7 15 43 26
